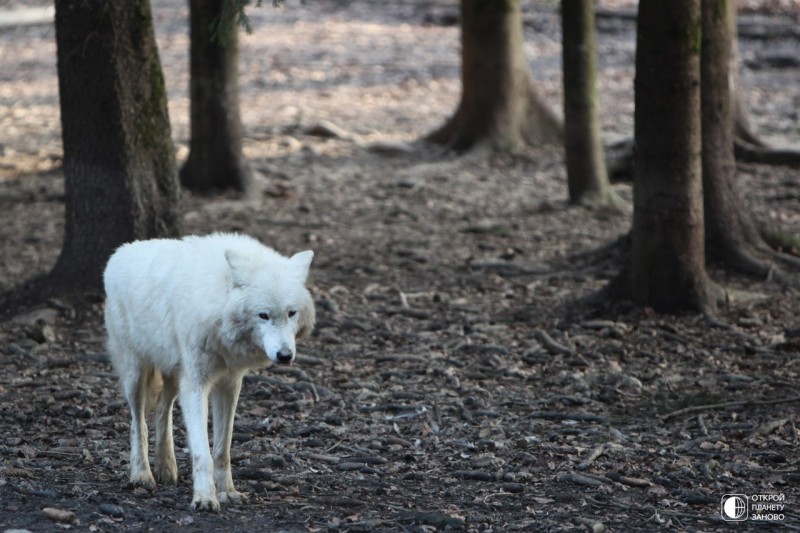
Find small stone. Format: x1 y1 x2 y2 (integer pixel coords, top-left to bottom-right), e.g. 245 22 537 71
13 307 59 327
6 343 28 356
99 503 124 518
319 298 340 314
43 507 75 523
39 323 57 343
737 317 763 328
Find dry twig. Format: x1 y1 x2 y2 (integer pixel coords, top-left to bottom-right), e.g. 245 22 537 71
661 395 800 420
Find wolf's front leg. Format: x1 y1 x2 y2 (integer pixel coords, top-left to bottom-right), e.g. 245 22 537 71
179 375 219 512
210 372 248 506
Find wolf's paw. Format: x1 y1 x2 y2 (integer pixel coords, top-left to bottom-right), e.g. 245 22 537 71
191 494 221 512
218 489 248 506
129 472 156 491
153 463 178 485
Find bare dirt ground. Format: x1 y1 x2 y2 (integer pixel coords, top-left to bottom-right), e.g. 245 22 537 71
1 1 800 531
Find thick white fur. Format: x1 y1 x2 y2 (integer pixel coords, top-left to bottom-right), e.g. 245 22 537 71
103 233 315 511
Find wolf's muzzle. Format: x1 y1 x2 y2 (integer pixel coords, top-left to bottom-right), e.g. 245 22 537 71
276 348 294 365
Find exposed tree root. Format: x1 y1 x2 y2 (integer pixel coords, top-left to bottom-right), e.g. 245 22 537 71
567 233 630 265
760 225 800 260
734 139 800 167
0 274 101 322
709 234 799 289
714 242 788 285
569 190 626 211
733 85 800 166
426 108 477 152
604 137 800 178
575 235 726 316
772 250 800 271
734 114 768 148
426 85 563 153
602 266 726 315
580 230 796 316
605 138 634 182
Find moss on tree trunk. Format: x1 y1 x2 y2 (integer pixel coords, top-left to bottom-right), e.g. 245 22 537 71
47 0 180 296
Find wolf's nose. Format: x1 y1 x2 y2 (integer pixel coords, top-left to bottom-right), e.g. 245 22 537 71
276 348 294 364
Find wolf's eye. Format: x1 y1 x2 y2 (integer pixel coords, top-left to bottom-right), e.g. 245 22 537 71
259 313 270 321
288 310 297 318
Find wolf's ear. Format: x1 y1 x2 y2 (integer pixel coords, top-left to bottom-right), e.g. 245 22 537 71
289 250 314 282
225 250 251 287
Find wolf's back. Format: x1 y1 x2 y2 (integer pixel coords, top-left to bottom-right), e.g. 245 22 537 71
103 237 230 373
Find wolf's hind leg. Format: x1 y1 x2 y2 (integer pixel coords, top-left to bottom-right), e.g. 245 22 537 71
153 372 179 485
122 363 156 490
210 372 247 506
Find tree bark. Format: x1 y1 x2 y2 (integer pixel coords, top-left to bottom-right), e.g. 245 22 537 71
48 0 181 295
701 0 795 281
181 0 252 193
561 0 613 206
427 0 562 152
628 0 720 312
702 0 760 256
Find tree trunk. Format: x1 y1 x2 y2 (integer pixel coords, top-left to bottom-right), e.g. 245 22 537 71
702 0 759 253
48 0 181 295
628 0 720 312
728 3 766 148
561 0 613 206
180 0 252 193
729 5 800 168
427 0 562 152
701 0 793 280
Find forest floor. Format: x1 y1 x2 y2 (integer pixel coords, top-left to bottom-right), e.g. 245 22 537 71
1 0 800 531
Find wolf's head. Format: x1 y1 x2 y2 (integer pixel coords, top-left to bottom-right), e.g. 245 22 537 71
224 249 315 366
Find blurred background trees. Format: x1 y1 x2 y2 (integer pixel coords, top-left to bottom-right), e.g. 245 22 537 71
614 0 798 312
7 0 797 312
561 0 615 207
427 0 562 152
180 0 253 194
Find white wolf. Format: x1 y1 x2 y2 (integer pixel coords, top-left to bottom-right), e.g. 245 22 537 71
103 233 315 511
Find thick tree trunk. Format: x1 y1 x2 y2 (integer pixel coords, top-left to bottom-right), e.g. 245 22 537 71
628 0 720 312
181 0 252 193
561 0 613 206
47 0 180 295
427 0 562 152
702 0 760 256
701 0 796 280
